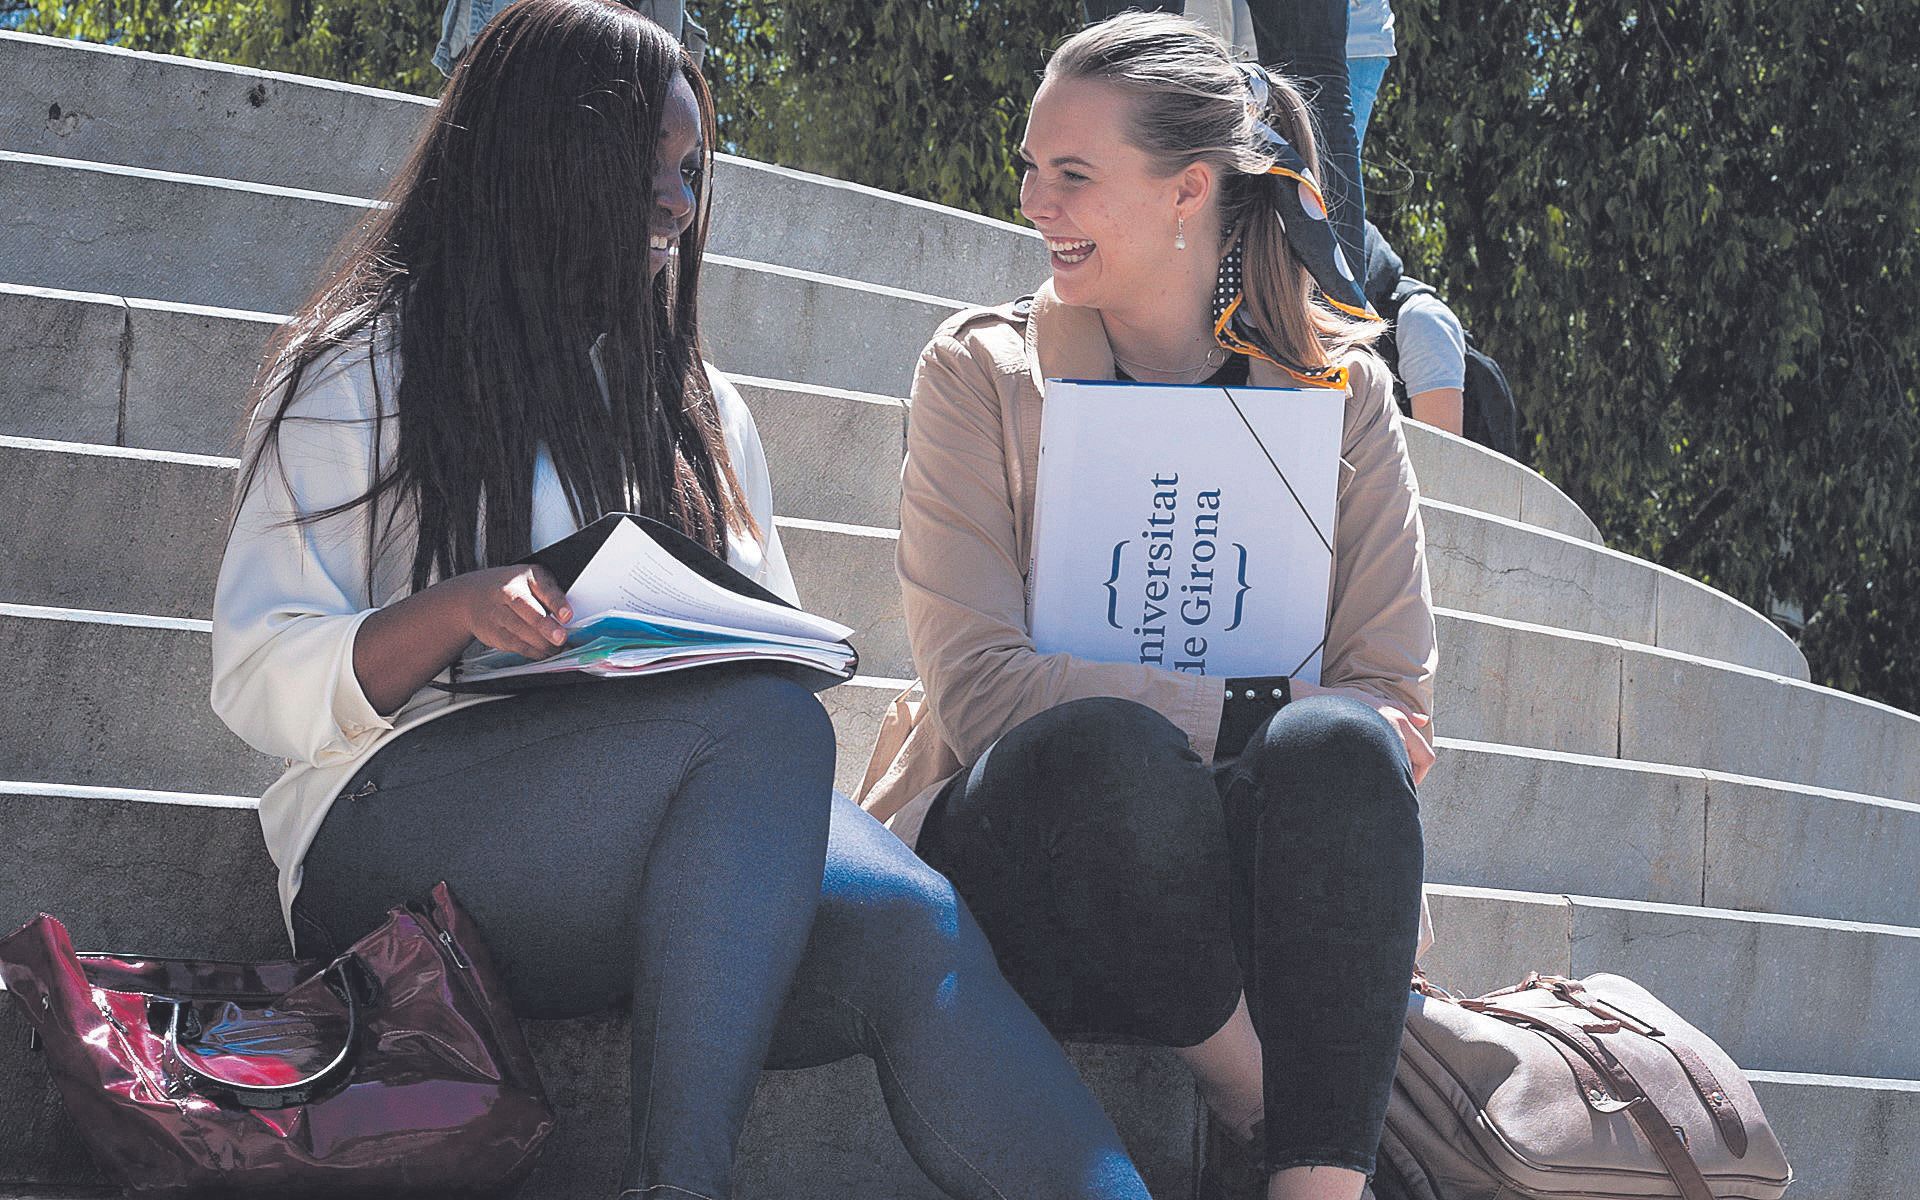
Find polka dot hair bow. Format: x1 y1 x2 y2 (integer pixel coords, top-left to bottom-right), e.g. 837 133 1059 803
1212 62 1380 388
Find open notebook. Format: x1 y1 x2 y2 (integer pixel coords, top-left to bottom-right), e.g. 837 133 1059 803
451 513 857 692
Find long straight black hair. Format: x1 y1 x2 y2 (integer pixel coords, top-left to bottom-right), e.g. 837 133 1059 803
234 0 756 593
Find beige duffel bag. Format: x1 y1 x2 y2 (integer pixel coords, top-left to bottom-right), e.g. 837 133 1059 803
1370 972 1792 1200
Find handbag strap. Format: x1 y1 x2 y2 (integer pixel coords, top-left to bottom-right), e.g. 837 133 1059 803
160 958 360 1110
1544 977 1750 1158
1468 999 1716 1200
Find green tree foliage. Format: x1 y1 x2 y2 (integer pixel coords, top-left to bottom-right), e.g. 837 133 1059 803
1362 1 1919 710
11 0 447 95
704 0 1079 222
14 0 1917 710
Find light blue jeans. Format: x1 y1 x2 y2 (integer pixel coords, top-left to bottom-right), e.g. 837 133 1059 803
1349 55 1391 157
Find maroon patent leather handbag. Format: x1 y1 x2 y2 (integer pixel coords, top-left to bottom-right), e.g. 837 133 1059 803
0 882 554 1197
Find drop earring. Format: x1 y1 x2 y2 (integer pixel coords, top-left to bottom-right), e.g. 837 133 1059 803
1175 215 1187 251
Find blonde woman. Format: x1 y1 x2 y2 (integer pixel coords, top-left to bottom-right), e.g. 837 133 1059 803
860 14 1437 1200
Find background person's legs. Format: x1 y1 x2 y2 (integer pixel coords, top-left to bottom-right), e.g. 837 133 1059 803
1080 0 1182 24
628 0 704 67
294 669 835 1199
1346 55 1390 157
1243 0 1366 278
438 0 699 75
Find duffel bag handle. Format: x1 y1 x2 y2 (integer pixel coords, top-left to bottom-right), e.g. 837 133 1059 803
1542 976 1752 1158
158 958 362 1110
1467 997 1716 1200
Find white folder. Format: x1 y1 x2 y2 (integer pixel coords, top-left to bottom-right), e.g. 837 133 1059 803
1028 378 1344 682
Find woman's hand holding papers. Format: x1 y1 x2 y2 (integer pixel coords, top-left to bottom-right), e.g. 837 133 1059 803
353 564 573 714
1289 679 1436 785
458 565 573 660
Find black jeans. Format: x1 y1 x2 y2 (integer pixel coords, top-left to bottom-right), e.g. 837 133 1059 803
918 695 1424 1178
294 670 1149 1200
1079 0 1366 276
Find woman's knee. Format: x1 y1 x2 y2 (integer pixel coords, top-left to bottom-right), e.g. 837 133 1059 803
975 697 1208 831
1234 697 1423 881
1242 695 1411 797
817 802 982 1001
943 697 1226 935
987 696 1190 774
706 667 833 737
686 668 836 780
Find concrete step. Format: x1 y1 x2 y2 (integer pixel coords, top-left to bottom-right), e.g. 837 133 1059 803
0 32 425 202
0 34 1044 305
1401 418 1599 544
1437 610 1920 803
0 438 909 674
0 280 1605 571
1419 884 1920 1081
0 600 1909 806
2 791 1912 1198
0 162 967 399
0 283 906 522
0 987 1199 1198
0 283 280 455
2 1072 1909 1200
0 428 1799 678
0 604 906 799
1747 1070 1920 1200
4 787 1915 1082
11 730 1914 954
1421 498 1804 679
1422 740 1920 929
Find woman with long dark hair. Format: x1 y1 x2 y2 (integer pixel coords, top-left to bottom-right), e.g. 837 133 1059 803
211 3 1154 1196
860 13 1436 1200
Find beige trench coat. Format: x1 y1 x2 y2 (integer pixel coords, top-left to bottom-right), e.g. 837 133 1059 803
854 282 1440 953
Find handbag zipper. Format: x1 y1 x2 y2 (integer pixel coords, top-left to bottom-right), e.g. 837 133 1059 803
408 903 473 974
407 902 513 1052
397 902 517 1084
437 927 470 971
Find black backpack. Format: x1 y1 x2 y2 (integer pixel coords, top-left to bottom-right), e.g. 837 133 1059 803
1373 275 1523 462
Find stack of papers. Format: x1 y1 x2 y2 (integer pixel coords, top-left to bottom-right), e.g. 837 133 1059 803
462 611 856 682
455 515 857 688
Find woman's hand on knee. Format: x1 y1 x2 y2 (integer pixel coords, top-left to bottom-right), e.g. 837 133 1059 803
1377 705 1434 784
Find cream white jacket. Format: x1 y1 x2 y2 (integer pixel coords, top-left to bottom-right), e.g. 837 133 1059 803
210 326 797 940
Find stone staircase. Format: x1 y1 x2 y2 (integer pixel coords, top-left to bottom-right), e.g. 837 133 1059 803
1 28 1915 1198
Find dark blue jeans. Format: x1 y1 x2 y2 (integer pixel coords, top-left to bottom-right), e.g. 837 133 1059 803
917 695 1424 1178
1079 0 1366 276
293 669 1149 1199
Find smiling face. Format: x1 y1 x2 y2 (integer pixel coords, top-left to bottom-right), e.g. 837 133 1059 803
1019 76 1212 313
649 71 705 280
